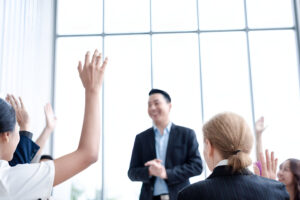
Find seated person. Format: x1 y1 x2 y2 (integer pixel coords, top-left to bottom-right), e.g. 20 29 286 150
0 50 107 199
177 112 289 200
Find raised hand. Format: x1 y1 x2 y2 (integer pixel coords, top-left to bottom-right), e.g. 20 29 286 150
44 103 57 131
254 149 278 180
255 116 266 136
77 49 108 93
6 94 30 131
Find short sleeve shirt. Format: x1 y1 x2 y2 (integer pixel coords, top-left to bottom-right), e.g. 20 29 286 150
0 160 55 200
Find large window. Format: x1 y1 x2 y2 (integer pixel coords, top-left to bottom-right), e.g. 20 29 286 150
53 0 300 199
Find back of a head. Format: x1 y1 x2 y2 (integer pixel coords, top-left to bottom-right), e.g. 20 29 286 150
203 112 253 172
0 98 16 133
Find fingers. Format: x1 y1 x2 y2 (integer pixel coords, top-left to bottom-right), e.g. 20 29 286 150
77 61 83 74
91 49 99 65
259 152 267 176
265 149 271 171
19 97 25 109
84 51 90 67
270 151 275 171
100 57 108 71
253 164 260 176
274 158 278 173
145 159 161 166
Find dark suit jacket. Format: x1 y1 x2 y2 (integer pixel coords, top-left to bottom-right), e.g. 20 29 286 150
9 131 40 166
128 124 203 200
177 165 290 200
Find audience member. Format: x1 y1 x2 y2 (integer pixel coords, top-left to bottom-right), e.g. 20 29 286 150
254 116 300 200
128 89 203 200
0 49 107 199
177 112 289 200
6 95 40 166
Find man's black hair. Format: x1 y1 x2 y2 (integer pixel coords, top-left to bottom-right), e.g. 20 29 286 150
149 89 171 103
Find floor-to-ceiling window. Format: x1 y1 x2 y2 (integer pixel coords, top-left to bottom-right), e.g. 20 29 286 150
53 0 300 199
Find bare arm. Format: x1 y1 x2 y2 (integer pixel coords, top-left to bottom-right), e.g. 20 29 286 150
255 116 265 161
53 50 108 186
35 103 57 156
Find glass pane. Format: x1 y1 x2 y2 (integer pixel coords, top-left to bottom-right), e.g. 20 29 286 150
198 0 245 30
54 37 103 199
152 0 198 31
105 0 150 33
152 33 204 181
104 35 151 200
57 0 103 34
200 32 252 125
250 30 300 162
246 0 294 28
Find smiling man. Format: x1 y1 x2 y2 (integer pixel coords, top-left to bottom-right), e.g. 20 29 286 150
128 89 203 200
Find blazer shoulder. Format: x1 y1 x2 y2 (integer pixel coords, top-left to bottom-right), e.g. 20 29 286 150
172 124 195 133
136 127 153 138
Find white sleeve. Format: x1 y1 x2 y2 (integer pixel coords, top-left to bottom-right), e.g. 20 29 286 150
0 160 55 200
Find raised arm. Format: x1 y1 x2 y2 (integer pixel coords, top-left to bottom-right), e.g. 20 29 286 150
255 116 266 161
253 149 278 180
6 95 40 166
35 103 57 156
53 50 108 186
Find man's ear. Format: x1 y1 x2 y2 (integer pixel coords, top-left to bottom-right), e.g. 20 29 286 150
0 132 10 143
169 103 172 111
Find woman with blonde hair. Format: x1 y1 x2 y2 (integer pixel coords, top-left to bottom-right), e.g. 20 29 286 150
177 112 289 200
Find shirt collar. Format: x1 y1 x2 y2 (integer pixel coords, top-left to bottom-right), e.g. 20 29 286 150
153 121 172 135
216 159 228 167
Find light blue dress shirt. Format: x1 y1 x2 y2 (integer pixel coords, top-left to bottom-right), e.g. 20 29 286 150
153 122 172 196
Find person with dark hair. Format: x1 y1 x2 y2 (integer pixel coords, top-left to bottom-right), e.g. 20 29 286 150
177 112 289 200
5 94 57 166
0 50 108 199
277 159 300 200
254 117 300 200
128 88 203 200
5 94 40 166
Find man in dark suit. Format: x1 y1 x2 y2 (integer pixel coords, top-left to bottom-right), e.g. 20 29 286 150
128 89 203 200
177 165 289 200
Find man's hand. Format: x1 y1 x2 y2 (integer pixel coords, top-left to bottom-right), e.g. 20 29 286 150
78 49 108 94
145 159 167 179
254 149 278 180
6 94 30 131
44 103 57 131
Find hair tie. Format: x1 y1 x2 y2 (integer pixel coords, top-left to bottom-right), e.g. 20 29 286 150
233 150 241 155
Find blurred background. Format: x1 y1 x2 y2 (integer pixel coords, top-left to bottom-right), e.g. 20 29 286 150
1 0 300 199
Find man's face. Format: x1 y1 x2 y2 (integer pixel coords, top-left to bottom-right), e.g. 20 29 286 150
148 93 171 125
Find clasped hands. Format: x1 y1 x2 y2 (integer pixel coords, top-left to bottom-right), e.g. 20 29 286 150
145 159 167 179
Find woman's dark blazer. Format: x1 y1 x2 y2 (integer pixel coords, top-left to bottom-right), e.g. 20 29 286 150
177 165 289 200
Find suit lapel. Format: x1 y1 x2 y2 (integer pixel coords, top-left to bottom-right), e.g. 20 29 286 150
148 128 157 159
165 124 176 167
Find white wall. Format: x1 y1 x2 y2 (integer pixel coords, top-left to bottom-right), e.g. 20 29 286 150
0 0 54 152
